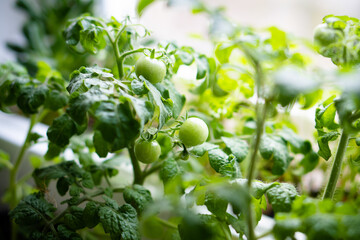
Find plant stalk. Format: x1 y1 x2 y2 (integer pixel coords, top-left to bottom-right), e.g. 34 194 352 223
10 114 37 240
128 143 143 185
245 58 267 240
323 129 349 199
9 114 37 209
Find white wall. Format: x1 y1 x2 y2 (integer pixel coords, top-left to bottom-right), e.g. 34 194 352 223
0 0 26 62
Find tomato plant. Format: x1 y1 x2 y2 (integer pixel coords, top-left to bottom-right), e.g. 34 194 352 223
0 1 360 240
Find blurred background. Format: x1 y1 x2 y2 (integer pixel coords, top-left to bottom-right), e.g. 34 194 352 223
1 0 360 62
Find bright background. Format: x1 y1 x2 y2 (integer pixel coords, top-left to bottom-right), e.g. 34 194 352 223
1 0 360 60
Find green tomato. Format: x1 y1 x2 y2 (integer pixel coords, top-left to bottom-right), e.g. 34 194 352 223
135 56 166 84
179 117 209 147
134 139 161 164
314 24 343 47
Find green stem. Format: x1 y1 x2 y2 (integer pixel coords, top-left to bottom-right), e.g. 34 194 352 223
128 143 143 185
103 28 122 79
155 217 178 229
244 58 266 240
256 229 273 239
118 48 151 78
142 163 162 179
247 101 268 187
323 129 349 199
9 114 37 209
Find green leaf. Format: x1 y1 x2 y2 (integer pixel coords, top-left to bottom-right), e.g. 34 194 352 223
9 193 56 226
160 158 180 184
80 24 106 54
191 142 229 173
99 203 140 240
204 191 228 220
273 67 317 107
44 89 68 111
45 142 62 160
123 184 153 214
64 206 86 230
221 137 249 162
145 79 172 129
178 213 227 240
123 94 154 129
208 148 229 173
278 127 311 154
155 79 185 119
81 172 94 189
266 183 297 213
93 130 109 157
83 201 100 228
136 0 155 16
56 177 69 196
342 215 360 240
131 78 148 95
64 15 107 54
251 181 279 199
94 101 140 152
0 62 29 111
356 137 360 146
0 149 12 170
196 55 209 79
315 96 338 130
191 142 219 157
47 114 77 147
69 184 84 197
317 131 340 160
218 157 241 179
260 135 293 175
300 150 320 173
215 42 236 64
17 85 48 114
304 214 340 240
273 217 302 240
57 224 82 240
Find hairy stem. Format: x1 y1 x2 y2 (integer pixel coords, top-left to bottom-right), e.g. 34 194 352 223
323 129 349 199
245 59 267 240
128 143 143 185
247 101 268 187
9 114 37 209
10 114 37 240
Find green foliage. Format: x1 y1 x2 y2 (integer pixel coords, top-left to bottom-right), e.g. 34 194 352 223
123 185 153 213
3 3 360 240
0 61 68 113
274 197 360 240
8 0 96 77
314 15 360 66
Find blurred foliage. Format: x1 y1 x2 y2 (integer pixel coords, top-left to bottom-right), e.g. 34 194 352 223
7 0 98 77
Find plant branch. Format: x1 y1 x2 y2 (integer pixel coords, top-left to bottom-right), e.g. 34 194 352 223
256 229 273 239
143 162 162 179
323 129 349 199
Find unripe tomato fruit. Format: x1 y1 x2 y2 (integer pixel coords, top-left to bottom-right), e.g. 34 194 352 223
314 24 343 47
135 56 166 84
134 139 161 164
179 117 209 147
